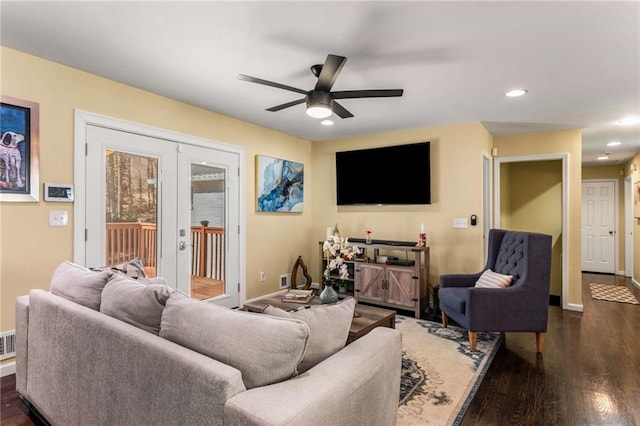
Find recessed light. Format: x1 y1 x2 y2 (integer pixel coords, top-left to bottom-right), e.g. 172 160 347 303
505 89 527 97
617 117 639 125
321 119 334 126
606 141 621 147
597 156 609 161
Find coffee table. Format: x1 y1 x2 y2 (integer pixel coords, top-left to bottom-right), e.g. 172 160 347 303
242 291 396 344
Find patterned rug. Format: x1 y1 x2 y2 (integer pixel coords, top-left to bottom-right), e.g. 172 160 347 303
396 316 503 425
589 283 639 305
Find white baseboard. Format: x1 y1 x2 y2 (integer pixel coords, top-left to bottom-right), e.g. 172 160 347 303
243 288 288 305
565 303 584 312
633 278 640 290
0 359 16 377
616 270 626 276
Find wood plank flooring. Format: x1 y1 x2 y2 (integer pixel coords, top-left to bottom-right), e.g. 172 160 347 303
2 273 638 425
461 273 640 425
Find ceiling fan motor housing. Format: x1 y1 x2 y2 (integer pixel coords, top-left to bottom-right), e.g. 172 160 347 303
306 91 333 109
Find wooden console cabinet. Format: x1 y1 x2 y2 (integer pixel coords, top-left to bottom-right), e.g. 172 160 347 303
320 241 430 318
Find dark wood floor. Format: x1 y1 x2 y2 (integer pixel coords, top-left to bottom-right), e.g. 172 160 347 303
2 273 639 425
462 273 640 425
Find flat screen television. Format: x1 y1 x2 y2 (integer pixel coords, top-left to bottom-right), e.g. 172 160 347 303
335 142 431 205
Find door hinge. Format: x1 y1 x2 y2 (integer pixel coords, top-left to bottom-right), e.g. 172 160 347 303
84 229 88 241
237 167 240 177
238 225 240 234
237 282 240 293
85 143 88 156
176 144 182 153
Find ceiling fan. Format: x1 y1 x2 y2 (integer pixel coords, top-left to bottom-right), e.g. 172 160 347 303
238 54 403 119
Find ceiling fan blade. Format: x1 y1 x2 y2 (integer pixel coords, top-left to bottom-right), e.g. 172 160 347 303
332 89 404 99
238 74 307 95
332 101 354 119
266 98 306 112
314 54 347 92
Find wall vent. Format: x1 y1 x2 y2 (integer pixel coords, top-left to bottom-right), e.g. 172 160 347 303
0 330 16 360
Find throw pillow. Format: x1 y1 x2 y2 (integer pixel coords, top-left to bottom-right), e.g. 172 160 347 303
93 257 151 283
100 273 172 335
263 297 356 373
50 261 111 310
159 292 309 389
475 269 513 288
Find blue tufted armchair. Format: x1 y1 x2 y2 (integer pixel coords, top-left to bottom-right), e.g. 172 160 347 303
438 229 552 352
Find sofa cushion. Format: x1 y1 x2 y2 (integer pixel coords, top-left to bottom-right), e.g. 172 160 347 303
159 292 309 389
438 287 467 315
100 274 172 335
51 261 111 310
263 297 356 373
475 269 513 288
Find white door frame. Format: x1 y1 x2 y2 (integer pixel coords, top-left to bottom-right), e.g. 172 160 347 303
581 179 618 274
482 153 492 259
493 153 572 311
73 110 247 306
624 176 634 279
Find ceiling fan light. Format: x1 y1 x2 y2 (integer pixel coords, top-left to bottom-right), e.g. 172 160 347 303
306 105 332 119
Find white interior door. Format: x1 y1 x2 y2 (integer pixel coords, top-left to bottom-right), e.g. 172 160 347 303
83 124 240 307
582 180 616 273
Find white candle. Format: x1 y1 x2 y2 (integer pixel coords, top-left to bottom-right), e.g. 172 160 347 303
326 227 333 240
420 223 425 234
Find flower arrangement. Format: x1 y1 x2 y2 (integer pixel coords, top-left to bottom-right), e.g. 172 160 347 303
322 234 359 288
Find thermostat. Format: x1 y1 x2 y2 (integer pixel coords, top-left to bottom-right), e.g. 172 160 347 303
44 183 74 202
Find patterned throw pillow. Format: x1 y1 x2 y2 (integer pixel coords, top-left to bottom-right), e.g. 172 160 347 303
474 269 513 288
263 297 356 373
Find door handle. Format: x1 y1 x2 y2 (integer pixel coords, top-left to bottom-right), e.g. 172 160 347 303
179 241 192 251
609 230 614 235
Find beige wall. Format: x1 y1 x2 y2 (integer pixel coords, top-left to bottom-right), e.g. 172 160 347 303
494 130 583 307
582 165 628 273
311 122 494 286
500 161 563 296
0 47 314 332
624 154 640 284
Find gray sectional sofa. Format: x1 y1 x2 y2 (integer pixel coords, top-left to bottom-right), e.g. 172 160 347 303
15 265 402 426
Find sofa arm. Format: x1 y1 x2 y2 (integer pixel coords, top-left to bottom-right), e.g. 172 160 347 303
15 295 29 395
224 327 402 426
439 272 481 288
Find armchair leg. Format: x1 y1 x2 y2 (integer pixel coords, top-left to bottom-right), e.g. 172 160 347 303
536 332 545 353
442 313 448 328
469 331 477 352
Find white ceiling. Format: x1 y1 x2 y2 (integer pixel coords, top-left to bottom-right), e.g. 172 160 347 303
2 1 639 166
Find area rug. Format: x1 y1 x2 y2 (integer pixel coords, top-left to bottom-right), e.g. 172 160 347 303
396 315 503 426
589 283 639 305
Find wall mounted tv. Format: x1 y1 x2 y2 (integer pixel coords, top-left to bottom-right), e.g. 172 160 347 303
335 142 431 205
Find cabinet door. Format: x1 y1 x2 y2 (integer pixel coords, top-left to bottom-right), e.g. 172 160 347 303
386 266 416 308
356 264 386 303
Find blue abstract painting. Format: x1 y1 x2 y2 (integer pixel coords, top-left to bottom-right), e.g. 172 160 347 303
256 155 304 212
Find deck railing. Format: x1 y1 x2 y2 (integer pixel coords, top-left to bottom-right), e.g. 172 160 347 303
105 222 224 279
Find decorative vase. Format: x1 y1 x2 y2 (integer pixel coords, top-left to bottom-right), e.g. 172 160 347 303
320 284 339 304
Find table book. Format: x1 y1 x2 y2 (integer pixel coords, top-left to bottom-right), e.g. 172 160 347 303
282 289 315 303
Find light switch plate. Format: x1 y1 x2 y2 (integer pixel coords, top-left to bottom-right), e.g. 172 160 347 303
453 217 468 228
50 210 68 227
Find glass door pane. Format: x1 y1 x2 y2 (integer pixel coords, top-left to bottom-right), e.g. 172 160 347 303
189 163 226 299
104 150 158 276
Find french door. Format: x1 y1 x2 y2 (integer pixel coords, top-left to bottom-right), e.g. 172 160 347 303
82 123 240 308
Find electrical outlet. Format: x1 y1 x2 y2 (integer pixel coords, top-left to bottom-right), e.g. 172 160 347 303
259 271 266 282
453 217 468 228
